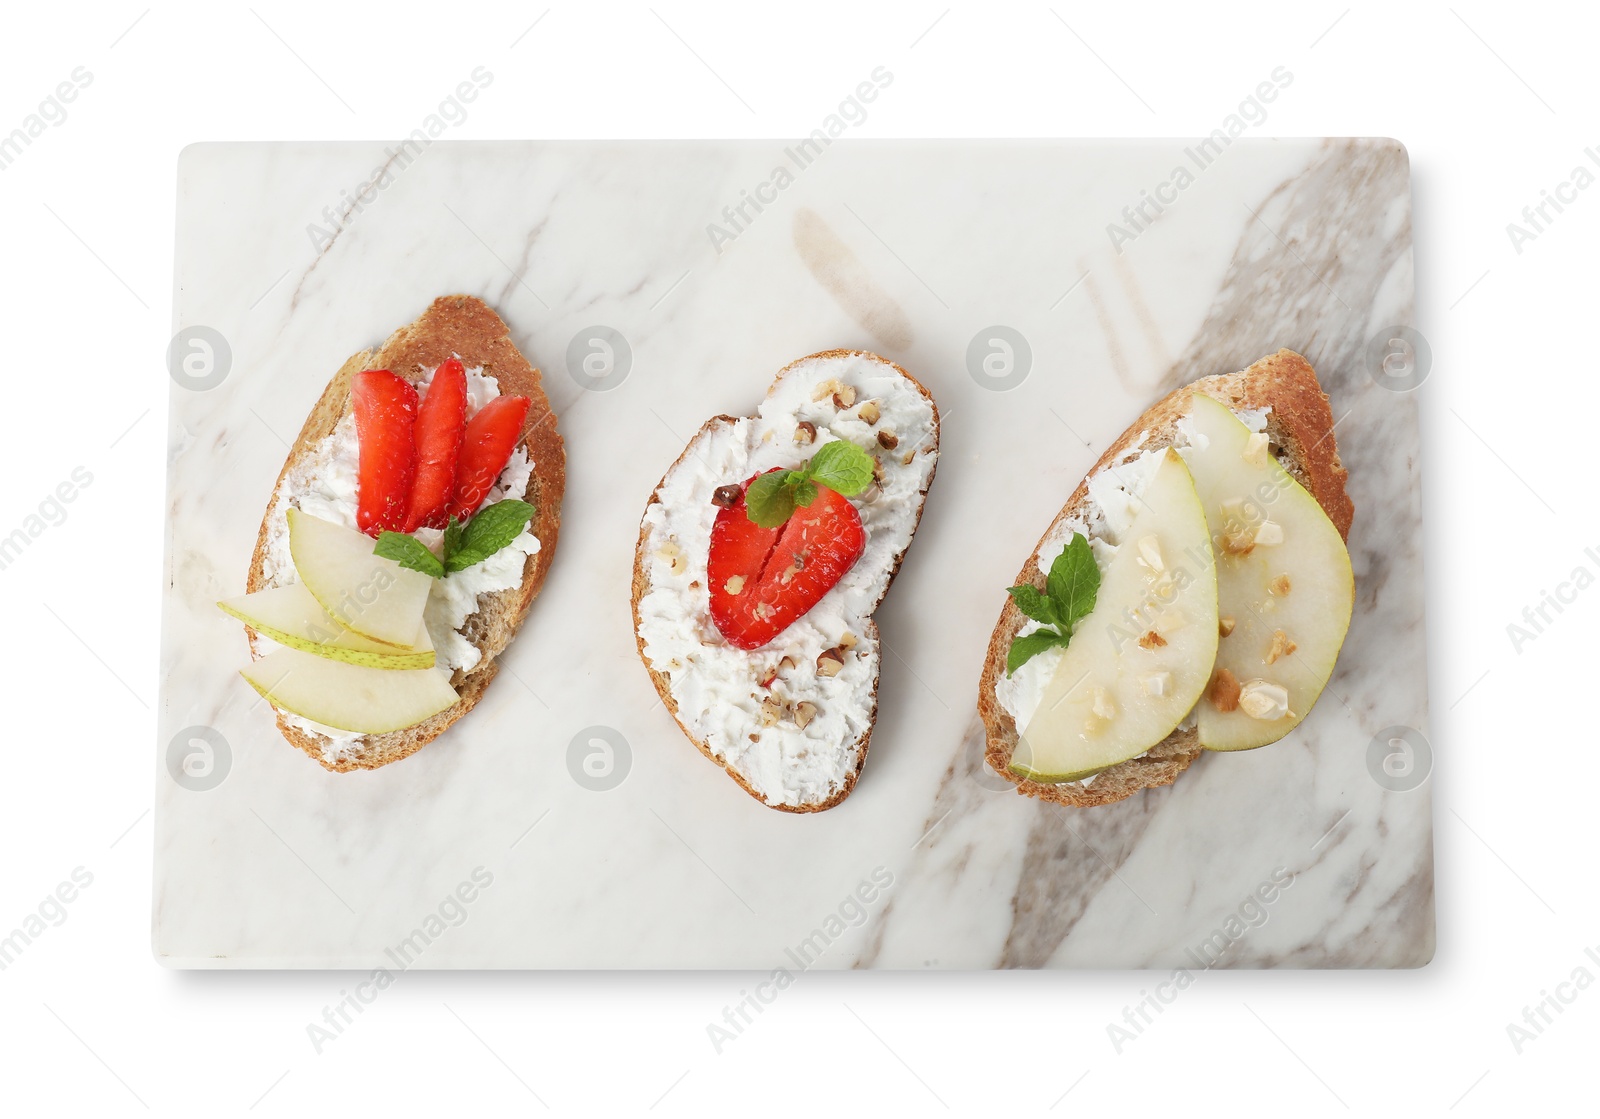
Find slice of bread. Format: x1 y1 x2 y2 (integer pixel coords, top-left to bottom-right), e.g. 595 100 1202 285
632 350 940 812
978 349 1352 807
244 295 565 771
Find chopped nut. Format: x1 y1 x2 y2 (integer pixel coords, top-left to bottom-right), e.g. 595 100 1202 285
711 484 742 508
1220 497 1246 522
1265 629 1297 665
876 430 899 451
837 631 858 650
872 456 886 486
758 697 783 727
655 541 687 576
900 448 917 466
757 666 778 689
1138 630 1167 649
816 646 846 677
1136 535 1164 572
1242 431 1270 466
812 378 843 403
760 430 774 444
857 400 881 425
1218 615 1236 637
1210 668 1241 713
1269 574 1292 596
779 552 805 584
792 701 818 730
1221 529 1256 556
754 602 775 620
1253 520 1284 547
1238 680 1290 720
1140 672 1171 697
723 575 745 595
794 420 817 445
689 580 701 589
1091 687 1117 721
832 385 857 409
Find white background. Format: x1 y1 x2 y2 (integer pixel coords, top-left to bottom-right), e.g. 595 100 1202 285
0 0 1586 1114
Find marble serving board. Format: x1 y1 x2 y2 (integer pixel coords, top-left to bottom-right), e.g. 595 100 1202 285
154 139 1433 968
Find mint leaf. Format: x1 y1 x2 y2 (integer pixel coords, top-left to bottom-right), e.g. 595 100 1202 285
441 516 466 565
445 499 534 573
375 532 444 579
744 472 797 528
1006 630 1068 676
1006 585 1058 627
792 479 818 508
806 439 874 497
1045 534 1099 635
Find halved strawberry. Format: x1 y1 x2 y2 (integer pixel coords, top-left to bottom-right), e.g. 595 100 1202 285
403 358 468 531
446 393 531 522
352 369 418 537
708 469 866 650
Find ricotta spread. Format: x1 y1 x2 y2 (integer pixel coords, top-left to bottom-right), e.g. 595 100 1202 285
635 354 938 809
256 363 539 763
994 402 1268 784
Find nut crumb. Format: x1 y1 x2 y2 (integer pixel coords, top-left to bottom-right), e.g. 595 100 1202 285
711 484 741 508
793 701 818 730
723 575 745 595
832 385 857 409
654 541 687 576
838 631 858 650
1210 668 1241 713
794 420 817 444
1138 630 1167 649
816 646 846 677
1269 574 1292 596
753 601 775 620
876 430 899 450
1218 616 1236 637
900 448 917 466
857 400 880 425
812 378 843 403
779 552 805 584
1266 628 1297 664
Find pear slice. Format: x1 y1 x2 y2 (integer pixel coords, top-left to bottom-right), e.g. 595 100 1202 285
218 583 435 670
286 508 432 647
1010 449 1219 782
242 646 458 735
1179 393 1354 751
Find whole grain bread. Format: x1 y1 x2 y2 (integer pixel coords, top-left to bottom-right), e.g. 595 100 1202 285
245 294 565 771
977 349 1352 807
630 350 940 813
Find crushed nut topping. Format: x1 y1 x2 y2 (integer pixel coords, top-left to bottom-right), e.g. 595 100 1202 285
723 575 745 595
816 646 846 677
1237 679 1290 720
1138 630 1167 649
812 378 843 403
1136 535 1165 572
793 701 819 730
1265 628 1297 665
1218 616 1236 637
1221 529 1256 556
1253 520 1284 546
711 484 742 508
1210 668 1241 713
779 552 805 585
832 385 857 409
1242 431 1270 466
837 631 858 650
753 602 775 620
900 447 917 466
758 697 783 727
1091 687 1116 721
876 430 899 450
1140 672 1171 697
857 400 881 425
794 420 817 444
1269 574 1292 596
655 541 687 576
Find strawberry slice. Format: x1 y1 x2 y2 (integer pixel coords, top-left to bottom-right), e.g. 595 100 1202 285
352 369 419 537
446 393 531 522
403 358 468 531
708 469 866 650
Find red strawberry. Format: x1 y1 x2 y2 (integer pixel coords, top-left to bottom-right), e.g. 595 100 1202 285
708 469 866 650
403 358 468 531
446 394 531 521
352 369 418 536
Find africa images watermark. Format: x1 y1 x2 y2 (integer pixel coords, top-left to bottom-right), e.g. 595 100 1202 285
305 67 494 254
1106 67 1293 254
705 866 894 1054
706 66 894 254
1107 867 1296 1054
1504 544 1600 653
305 866 494 1054
0 66 92 173
1505 147 1600 255
0 867 94 972
1505 941 1600 1054
0 466 94 574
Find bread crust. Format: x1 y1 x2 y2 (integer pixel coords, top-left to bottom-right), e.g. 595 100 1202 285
245 295 565 771
977 349 1351 807
630 350 939 812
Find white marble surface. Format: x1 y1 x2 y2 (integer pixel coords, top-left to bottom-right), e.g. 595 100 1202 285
154 139 1432 968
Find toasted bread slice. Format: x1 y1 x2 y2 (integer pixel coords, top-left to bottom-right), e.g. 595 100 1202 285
632 350 940 812
978 350 1352 807
245 295 565 771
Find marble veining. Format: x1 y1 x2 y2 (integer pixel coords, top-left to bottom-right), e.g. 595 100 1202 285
156 140 1431 968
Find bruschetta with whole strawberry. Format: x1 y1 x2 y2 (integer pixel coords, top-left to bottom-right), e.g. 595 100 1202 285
632 350 939 812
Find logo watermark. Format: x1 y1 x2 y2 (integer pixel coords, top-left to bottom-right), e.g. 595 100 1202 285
0 867 94 972
0 67 92 174
0 465 93 573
